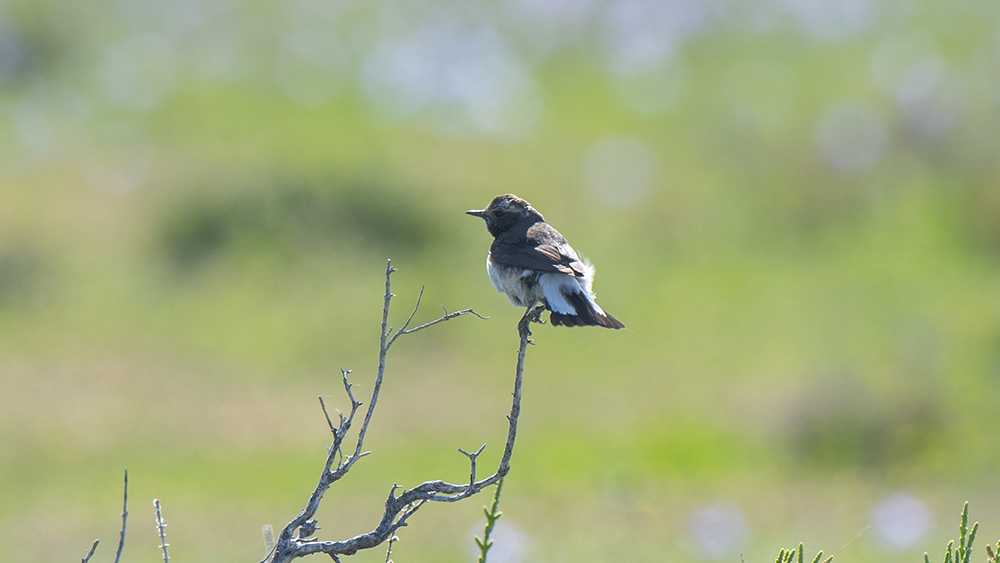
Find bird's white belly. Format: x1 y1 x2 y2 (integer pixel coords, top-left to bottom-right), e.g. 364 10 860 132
486 254 544 308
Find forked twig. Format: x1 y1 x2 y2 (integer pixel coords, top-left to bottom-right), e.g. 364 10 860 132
78 469 130 563
457 444 488 496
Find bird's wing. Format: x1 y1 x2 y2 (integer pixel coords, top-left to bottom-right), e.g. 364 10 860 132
490 223 585 277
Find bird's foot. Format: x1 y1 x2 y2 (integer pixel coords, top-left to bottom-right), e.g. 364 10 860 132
518 305 545 339
529 305 545 324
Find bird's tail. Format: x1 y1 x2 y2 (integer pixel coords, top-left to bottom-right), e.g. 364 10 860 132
548 290 624 329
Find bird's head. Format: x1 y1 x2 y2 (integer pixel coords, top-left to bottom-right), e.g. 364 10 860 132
466 194 542 237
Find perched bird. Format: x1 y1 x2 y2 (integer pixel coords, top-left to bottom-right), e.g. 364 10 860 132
467 194 624 329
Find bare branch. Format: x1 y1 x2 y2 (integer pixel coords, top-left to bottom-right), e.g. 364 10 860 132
399 284 424 333
81 539 99 563
268 262 538 563
270 371 367 561
153 499 169 563
114 470 128 563
319 397 336 433
340 369 360 410
386 282 485 350
348 259 398 463
350 261 485 473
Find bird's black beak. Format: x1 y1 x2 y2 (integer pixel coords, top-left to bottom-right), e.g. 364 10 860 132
466 209 485 218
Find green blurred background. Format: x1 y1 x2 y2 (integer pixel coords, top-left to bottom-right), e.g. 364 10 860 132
2 0 1000 561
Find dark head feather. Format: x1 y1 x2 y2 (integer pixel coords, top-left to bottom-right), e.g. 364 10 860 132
466 194 544 237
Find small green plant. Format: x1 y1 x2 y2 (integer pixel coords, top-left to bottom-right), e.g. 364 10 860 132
474 478 504 563
925 502 978 563
772 542 832 563
986 540 1000 563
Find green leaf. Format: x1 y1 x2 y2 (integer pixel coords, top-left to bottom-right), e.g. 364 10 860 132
959 503 968 545
963 523 978 563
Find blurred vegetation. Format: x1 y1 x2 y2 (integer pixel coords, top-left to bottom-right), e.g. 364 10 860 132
158 177 443 270
1 0 1000 562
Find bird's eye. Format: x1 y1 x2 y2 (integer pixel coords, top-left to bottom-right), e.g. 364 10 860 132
494 210 505 218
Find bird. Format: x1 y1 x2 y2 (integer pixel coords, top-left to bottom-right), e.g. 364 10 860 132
466 194 624 329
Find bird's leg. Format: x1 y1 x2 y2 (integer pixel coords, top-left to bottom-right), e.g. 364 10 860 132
517 305 545 341
534 305 545 323
525 305 545 324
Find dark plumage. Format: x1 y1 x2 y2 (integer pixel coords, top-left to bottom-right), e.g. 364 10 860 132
466 194 624 329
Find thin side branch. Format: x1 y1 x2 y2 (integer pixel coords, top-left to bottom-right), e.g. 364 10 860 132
391 499 427 534
114 470 128 563
398 284 425 334
391 307 488 342
154 499 169 563
81 539 99 563
319 397 336 434
384 533 399 563
348 260 402 462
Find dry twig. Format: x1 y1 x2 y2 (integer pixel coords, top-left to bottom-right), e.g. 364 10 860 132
265 259 537 563
80 539 100 563
154 498 169 563
115 470 128 563
78 469 130 563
